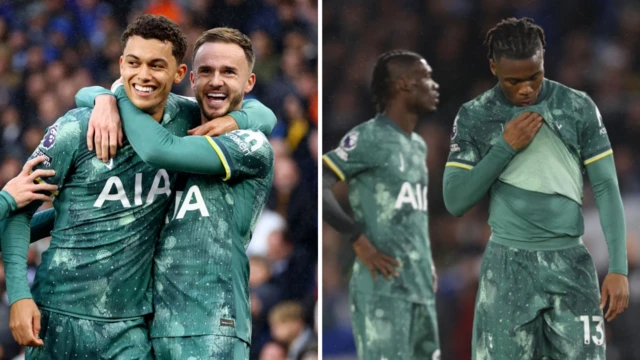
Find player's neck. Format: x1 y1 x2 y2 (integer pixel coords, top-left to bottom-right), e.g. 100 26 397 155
151 99 169 123
384 104 417 135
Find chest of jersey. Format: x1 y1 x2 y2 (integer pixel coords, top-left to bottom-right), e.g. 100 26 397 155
67 146 173 212
472 102 582 162
351 135 429 216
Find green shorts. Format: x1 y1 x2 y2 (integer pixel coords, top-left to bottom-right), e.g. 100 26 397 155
26 309 152 360
152 334 249 360
350 291 440 360
473 241 605 360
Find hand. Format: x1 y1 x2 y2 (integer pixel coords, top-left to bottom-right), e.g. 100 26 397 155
352 234 400 280
3 157 57 208
600 273 629 322
187 115 239 136
87 94 123 162
9 299 43 346
503 112 543 151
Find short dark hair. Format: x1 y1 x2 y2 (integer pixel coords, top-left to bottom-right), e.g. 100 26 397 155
121 14 187 63
484 17 546 61
193 27 255 71
370 50 423 112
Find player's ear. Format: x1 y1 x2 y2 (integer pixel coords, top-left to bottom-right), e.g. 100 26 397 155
190 71 196 92
244 73 256 93
397 76 411 92
489 59 497 76
119 56 124 73
175 63 188 84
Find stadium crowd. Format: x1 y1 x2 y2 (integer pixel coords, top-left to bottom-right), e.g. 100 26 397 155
323 0 640 359
0 1 318 359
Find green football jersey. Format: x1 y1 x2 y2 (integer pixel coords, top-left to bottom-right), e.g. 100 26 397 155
323 114 435 304
150 129 274 343
26 94 195 319
447 79 612 244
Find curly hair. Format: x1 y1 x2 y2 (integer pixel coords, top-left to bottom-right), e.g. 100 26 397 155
484 17 546 61
370 50 423 112
121 14 187 63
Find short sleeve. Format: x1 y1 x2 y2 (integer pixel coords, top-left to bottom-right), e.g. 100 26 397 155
322 129 378 181
446 107 481 170
28 111 85 195
580 96 612 165
206 130 274 181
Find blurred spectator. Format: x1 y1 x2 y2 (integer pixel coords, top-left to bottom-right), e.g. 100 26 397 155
323 1 640 359
268 301 315 360
0 1 317 359
259 341 288 360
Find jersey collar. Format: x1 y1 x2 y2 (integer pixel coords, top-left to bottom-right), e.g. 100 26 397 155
160 93 181 125
375 113 413 139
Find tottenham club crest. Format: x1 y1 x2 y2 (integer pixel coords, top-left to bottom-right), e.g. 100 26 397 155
340 131 359 151
42 124 59 150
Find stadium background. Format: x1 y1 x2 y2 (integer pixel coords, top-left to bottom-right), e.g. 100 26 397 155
323 0 640 359
0 1 318 359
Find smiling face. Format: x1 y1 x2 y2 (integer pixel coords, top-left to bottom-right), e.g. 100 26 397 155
490 49 545 106
190 41 255 121
119 35 187 121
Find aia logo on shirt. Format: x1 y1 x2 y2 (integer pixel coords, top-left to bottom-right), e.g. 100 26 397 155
43 124 58 149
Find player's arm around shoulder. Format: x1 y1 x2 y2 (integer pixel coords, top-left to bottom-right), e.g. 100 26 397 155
188 98 277 138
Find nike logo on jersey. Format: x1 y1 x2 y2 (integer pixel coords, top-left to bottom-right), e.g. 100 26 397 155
398 154 405 172
104 158 114 170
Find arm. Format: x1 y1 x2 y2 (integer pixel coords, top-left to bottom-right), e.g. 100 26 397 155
322 165 362 241
2 205 39 307
0 208 55 252
74 86 112 108
443 137 516 216
322 140 400 280
114 88 227 175
587 156 627 275
228 99 277 136
187 98 277 137
578 96 629 321
0 190 16 221
3 206 44 346
588 155 629 321
30 208 55 243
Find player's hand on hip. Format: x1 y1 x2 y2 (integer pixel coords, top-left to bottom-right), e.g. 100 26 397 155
3 157 57 208
503 111 543 151
353 234 400 281
9 299 44 347
188 115 239 136
87 93 123 162
600 273 629 322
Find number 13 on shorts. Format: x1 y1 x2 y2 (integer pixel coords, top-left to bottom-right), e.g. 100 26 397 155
579 315 604 346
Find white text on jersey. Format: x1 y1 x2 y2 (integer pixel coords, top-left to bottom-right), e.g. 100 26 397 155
94 169 171 208
394 182 428 212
